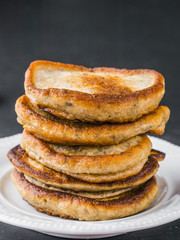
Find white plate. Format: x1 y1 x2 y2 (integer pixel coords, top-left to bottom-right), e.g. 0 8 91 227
0 134 179 239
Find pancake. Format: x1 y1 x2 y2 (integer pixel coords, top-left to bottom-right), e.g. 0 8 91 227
8 145 160 193
24 175 134 199
25 60 165 123
21 131 152 182
11 169 159 221
16 95 170 145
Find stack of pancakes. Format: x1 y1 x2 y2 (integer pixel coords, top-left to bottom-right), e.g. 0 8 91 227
7 61 170 221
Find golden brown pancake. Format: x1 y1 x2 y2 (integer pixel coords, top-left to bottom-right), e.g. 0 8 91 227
11 169 159 221
8 60 169 221
16 95 170 145
25 60 165 123
8 145 160 195
20 131 152 182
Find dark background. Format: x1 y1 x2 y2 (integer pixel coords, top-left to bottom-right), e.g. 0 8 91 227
0 0 179 239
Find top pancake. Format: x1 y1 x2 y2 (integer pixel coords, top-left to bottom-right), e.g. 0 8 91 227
25 60 165 122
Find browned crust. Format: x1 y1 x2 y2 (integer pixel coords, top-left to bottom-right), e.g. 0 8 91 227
8 145 160 191
150 149 165 161
15 95 170 145
11 169 159 221
20 130 152 175
25 60 164 104
25 60 165 122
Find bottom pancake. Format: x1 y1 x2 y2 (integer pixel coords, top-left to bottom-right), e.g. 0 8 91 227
11 169 159 221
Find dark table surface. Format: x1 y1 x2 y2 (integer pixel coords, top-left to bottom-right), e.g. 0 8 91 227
0 0 179 239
